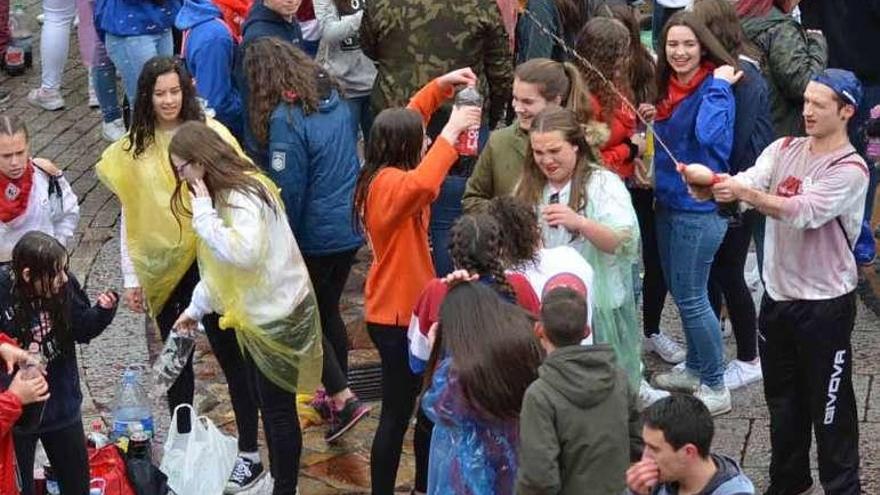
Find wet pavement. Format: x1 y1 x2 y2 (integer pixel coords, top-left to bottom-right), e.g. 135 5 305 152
3 1 880 492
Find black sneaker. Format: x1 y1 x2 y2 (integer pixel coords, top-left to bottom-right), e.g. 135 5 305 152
325 397 371 443
224 456 266 494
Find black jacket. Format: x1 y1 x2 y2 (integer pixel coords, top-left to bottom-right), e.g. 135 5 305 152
0 267 117 433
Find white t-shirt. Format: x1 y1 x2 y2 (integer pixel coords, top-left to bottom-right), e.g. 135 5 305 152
656 0 692 8
519 245 595 343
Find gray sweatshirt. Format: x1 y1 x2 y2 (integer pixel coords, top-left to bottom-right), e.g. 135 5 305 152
314 0 378 98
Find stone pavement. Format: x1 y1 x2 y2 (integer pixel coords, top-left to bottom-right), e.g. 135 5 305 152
2 4 880 492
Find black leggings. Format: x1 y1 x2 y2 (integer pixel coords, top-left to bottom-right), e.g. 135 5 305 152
367 323 431 494
304 250 358 396
631 188 668 336
155 265 259 452
243 350 302 495
15 419 90 495
708 211 759 362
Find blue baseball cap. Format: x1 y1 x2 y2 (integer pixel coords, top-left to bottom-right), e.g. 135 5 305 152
811 69 863 109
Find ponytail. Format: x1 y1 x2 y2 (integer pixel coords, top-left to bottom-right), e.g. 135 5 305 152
515 58 594 125
561 62 594 125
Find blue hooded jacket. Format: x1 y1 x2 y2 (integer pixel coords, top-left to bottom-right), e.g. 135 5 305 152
654 76 736 213
95 0 180 38
176 0 244 138
264 88 364 256
730 57 774 175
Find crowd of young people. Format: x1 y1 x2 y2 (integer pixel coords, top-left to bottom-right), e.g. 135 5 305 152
0 0 875 493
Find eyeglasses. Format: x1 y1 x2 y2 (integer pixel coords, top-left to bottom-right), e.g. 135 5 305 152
174 159 193 172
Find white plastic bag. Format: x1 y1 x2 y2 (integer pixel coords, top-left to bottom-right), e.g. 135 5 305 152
159 404 238 495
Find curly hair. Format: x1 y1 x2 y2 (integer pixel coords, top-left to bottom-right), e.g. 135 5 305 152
449 214 515 300
575 17 632 122
127 56 204 159
486 196 541 270
244 37 326 146
603 4 657 104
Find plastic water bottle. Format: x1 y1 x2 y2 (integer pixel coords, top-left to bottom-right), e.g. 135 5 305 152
111 368 154 440
17 351 47 431
5 0 33 76
453 86 482 156
152 331 195 396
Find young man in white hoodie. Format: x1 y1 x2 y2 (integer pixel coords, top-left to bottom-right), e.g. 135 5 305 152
0 115 79 263
711 69 867 495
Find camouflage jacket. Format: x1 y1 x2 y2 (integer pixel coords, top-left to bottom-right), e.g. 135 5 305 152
360 0 513 127
741 7 827 137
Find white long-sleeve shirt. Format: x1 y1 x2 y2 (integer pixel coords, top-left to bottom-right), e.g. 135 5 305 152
0 166 79 262
183 192 312 325
732 137 868 301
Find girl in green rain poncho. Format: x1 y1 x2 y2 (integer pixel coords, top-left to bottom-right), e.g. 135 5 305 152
515 106 642 390
169 121 322 495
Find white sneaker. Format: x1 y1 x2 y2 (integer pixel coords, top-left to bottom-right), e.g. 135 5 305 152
651 367 699 393
102 118 126 142
724 359 762 390
644 332 686 364
694 384 732 416
88 72 99 108
639 379 670 410
27 88 65 111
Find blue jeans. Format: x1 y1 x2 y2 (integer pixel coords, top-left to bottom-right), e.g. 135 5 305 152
105 31 173 107
430 175 467 277
428 126 489 276
656 207 727 388
346 94 374 141
91 34 121 123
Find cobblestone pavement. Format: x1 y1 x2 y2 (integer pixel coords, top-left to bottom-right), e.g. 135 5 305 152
2 4 880 492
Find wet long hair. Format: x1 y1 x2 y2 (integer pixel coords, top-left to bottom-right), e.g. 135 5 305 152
449 214 515 300
486 196 542 270
244 37 332 146
516 107 603 213
127 56 204 159
0 114 28 140
169 121 278 221
9 232 73 357
424 282 543 421
604 4 657 104
655 11 738 102
575 17 631 122
352 108 425 231
693 0 763 62
514 58 594 125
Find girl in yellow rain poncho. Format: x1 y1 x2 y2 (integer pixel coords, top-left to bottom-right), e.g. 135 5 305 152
95 57 267 491
169 121 322 495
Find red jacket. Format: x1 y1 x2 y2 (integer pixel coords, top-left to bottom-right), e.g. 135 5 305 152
0 334 22 495
592 94 637 180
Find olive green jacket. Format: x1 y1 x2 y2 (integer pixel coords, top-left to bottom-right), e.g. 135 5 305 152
462 123 529 213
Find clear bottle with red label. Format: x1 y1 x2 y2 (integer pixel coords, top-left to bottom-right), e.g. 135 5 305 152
454 86 482 156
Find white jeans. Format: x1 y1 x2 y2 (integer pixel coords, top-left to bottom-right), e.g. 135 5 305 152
40 0 76 90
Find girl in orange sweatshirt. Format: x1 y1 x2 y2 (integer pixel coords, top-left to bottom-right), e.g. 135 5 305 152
352 68 481 495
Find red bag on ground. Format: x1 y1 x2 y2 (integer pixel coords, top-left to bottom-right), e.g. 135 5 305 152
89 445 136 495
